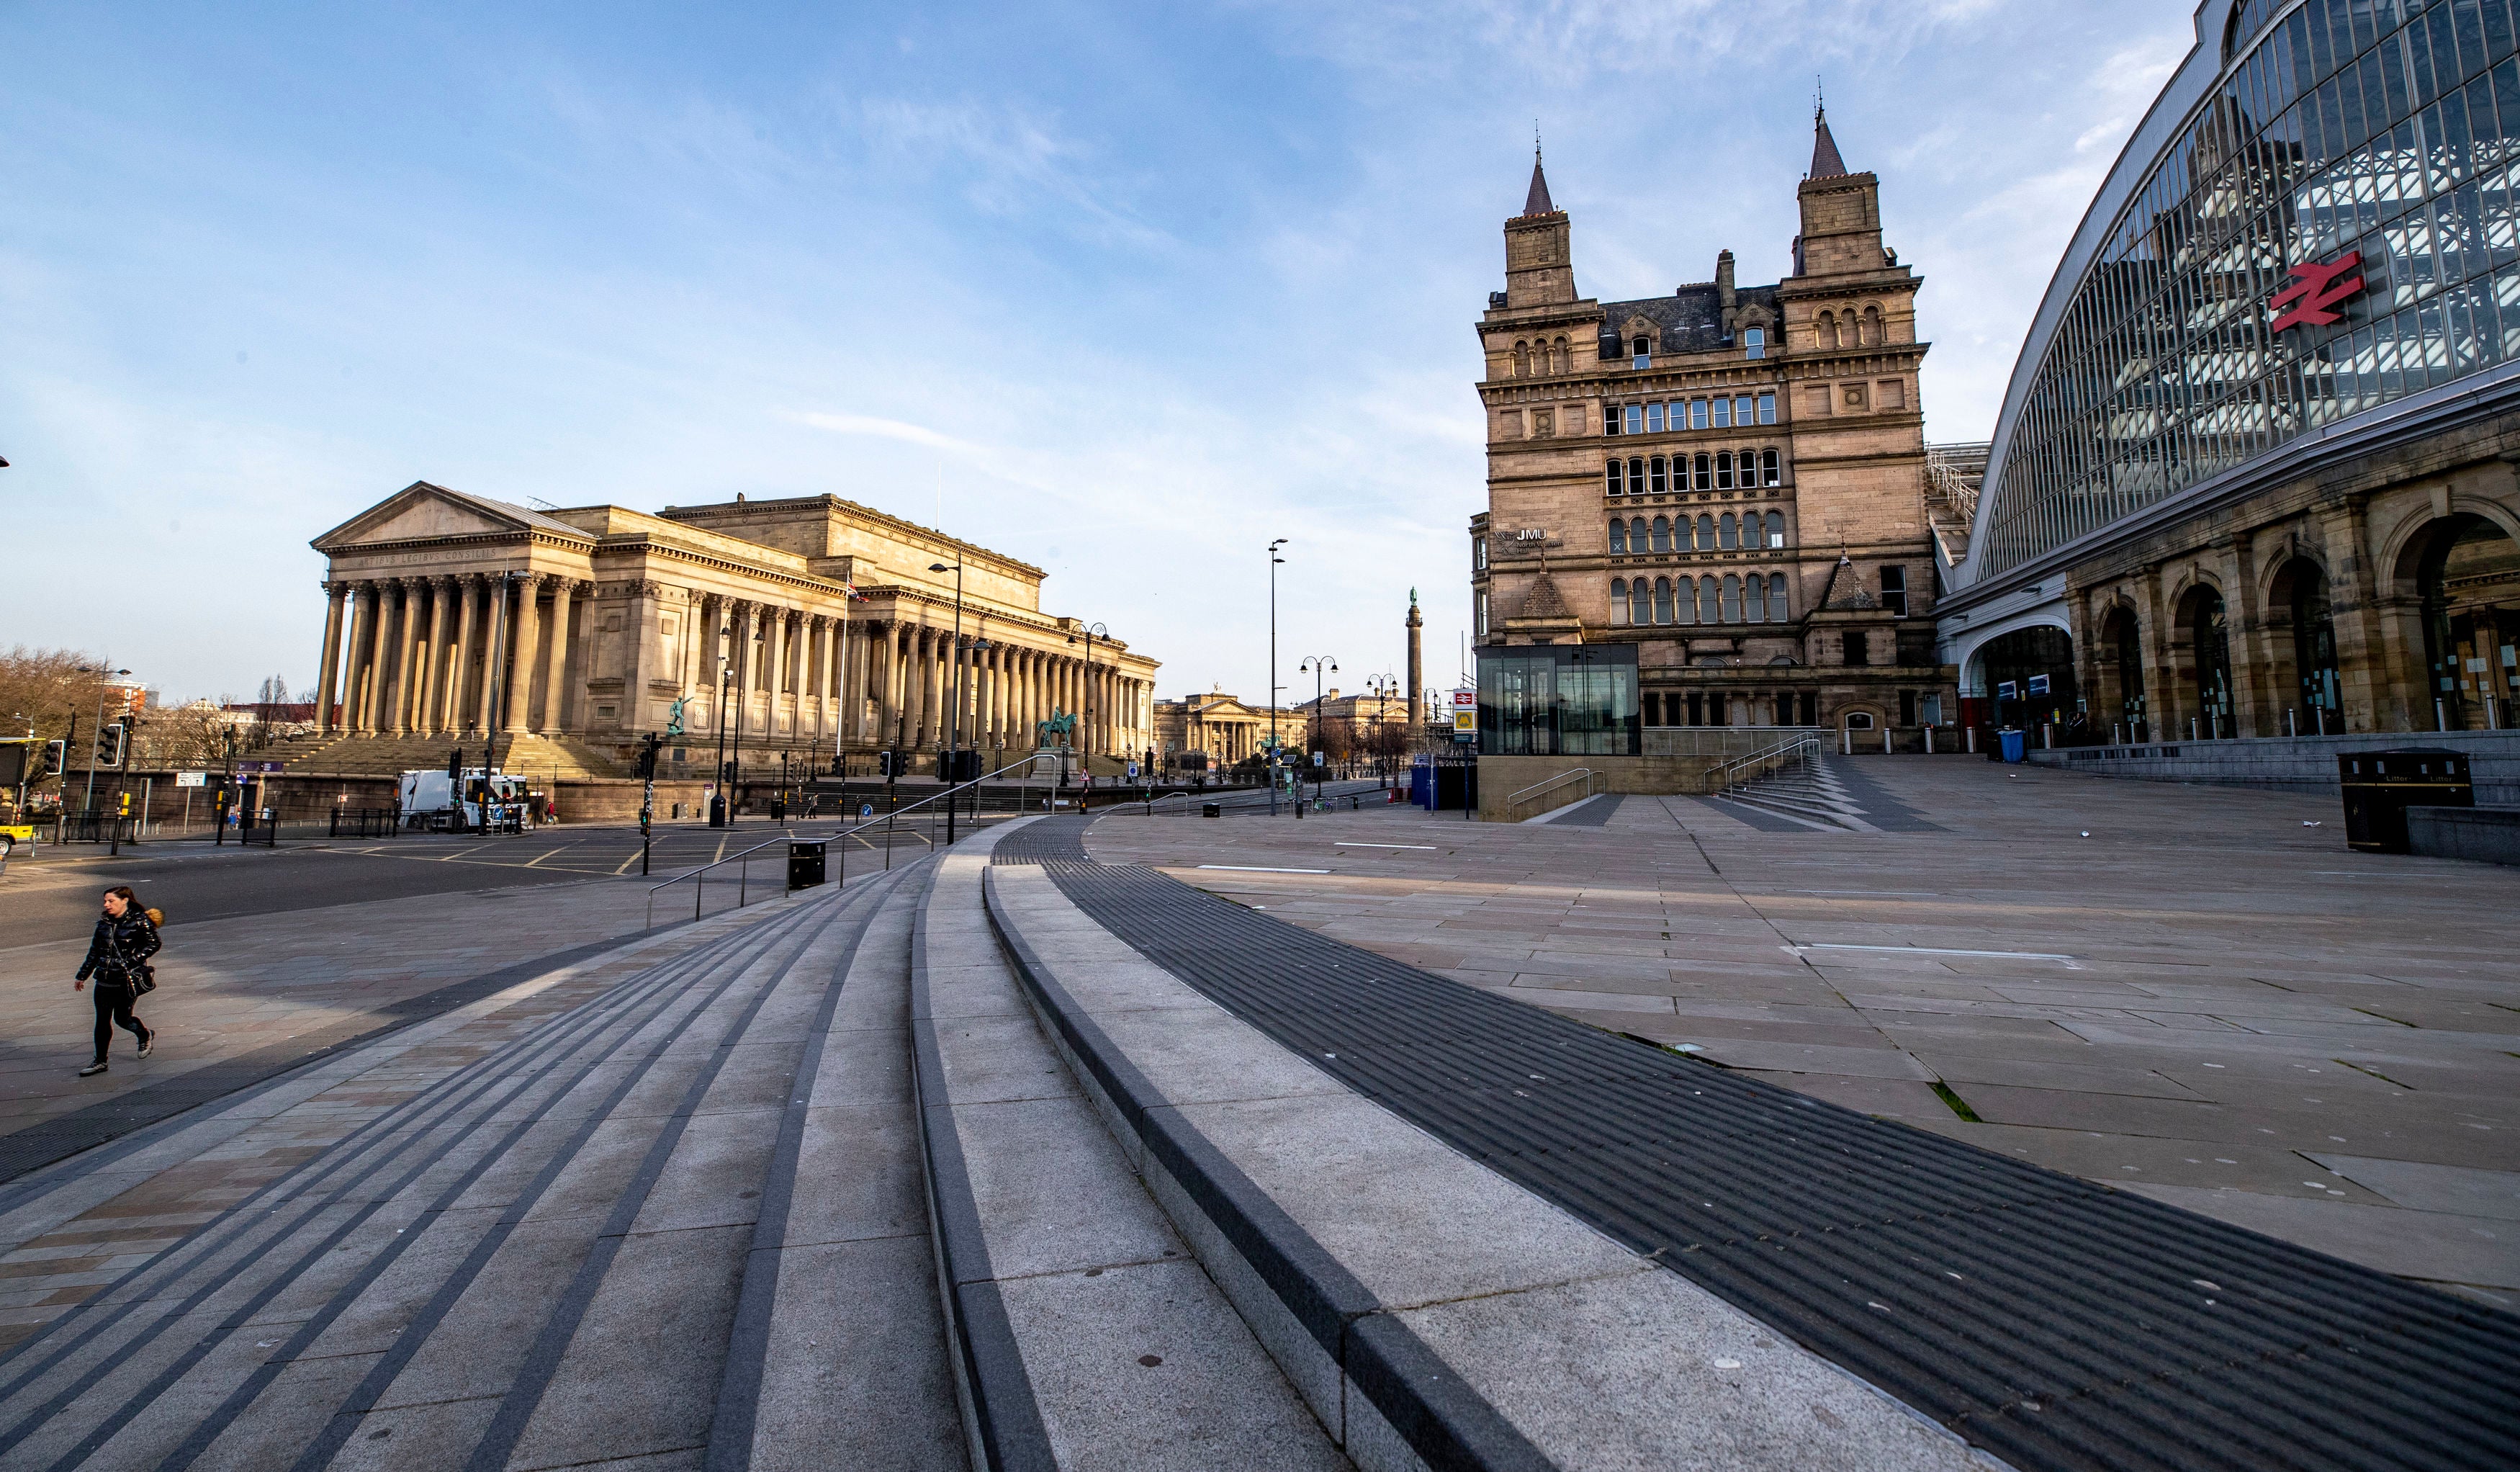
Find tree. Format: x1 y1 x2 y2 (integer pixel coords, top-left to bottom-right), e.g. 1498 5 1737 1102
130 701 234 771
0 646 115 757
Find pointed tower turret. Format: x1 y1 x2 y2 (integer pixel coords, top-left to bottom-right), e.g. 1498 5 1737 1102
1501 141 1575 309
1809 105 1850 180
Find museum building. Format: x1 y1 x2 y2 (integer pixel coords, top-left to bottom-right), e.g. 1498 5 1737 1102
1943 0 2520 758
1465 115 1963 794
298 482 1158 782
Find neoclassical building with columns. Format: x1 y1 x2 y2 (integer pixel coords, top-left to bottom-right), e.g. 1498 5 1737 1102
304 482 1158 780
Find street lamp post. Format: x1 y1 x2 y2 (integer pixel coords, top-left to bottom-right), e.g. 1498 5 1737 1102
1267 539 1286 815
929 562 967 844
1063 619 1109 776
711 647 732 827
1297 654 1336 808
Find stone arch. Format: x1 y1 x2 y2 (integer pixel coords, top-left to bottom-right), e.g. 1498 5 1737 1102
1512 340 1530 377
2089 591 2147 739
1817 310 1840 349
2265 552 2342 733
1552 335 1570 373
2393 510 2520 730
2169 578 2235 738
1861 303 1885 346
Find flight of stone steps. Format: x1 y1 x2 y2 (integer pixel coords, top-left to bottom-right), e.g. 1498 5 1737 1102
1715 754 1873 830
0 840 1348 1471
250 730 629 781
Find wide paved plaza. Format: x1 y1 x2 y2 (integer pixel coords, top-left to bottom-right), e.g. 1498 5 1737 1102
1086 757 2520 1309
0 763 2508 1471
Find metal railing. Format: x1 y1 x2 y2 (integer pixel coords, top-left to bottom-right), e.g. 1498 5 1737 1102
328 807 400 839
1504 768 1596 822
1706 734 1823 794
646 753 1056 926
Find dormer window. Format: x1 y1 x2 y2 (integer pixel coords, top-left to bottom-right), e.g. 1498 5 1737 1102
1632 335 1650 369
1743 327 1766 360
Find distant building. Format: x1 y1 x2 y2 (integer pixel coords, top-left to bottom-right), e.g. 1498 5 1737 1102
301 482 1157 779
1151 689 1303 770
1467 115 1958 781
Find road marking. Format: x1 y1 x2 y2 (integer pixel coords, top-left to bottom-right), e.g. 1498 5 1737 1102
522 847 567 868
1794 889 1945 897
1334 842 1439 851
1196 864 1332 874
1798 943 2076 961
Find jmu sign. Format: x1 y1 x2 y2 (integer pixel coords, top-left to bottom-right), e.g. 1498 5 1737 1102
2269 251 2364 333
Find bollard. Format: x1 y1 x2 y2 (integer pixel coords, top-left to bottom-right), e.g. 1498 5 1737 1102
1925 726 1933 755
2190 718 2199 740
2436 698 2449 731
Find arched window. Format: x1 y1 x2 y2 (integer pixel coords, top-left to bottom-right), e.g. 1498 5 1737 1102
1513 341 1530 377
1628 456 1644 490
1715 451 1734 490
1864 305 1884 345
1632 334 1652 369
1650 516 1670 552
1819 312 1839 349
1761 449 1780 486
1719 513 1738 550
1675 576 1697 624
1745 575 1767 622
1609 578 1629 623
1553 336 1570 372
1696 513 1716 550
1764 511 1784 547
1605 460 1622 495
1698 578 1722 622
1845 710 1876 730
1722 575 1743 622
1629 516 1647 549
1693 453 1711 490
1631 578 1652 625
1743 327 1765 361
1653 577 1675 624
1608 521 1627 553
1769 573 1788 617
1649 455 1667 494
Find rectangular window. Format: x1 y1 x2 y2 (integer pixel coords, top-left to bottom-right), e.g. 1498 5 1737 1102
1666 400 1684 428
1844 631 1870 667
1761 448 1781 486
1881 565 1909 617
1757 392 1776 424
1634 351 1650 369
1744 328 1765 359
1475 537 1488 570
1691 399 1709 430
1899 690 1917 726
1693 453 1711 491
1646 403 1665 433
1625 405 1644 434
1476 591 1489 635
1649 456 1667 494
1799 691 1817 725
1734 395 1755 423
1605 460 1623 495
1712 398 1732 428
1605 404 1623 436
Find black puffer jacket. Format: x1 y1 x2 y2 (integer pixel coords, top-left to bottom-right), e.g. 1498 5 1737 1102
76 910 161 987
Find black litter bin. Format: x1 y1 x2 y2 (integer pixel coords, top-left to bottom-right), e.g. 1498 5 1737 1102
787 839 827 890
2338 748 2473 853
1201 802 1221 818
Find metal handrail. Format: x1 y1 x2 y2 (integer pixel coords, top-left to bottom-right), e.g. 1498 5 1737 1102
1504 768 1595 822
1706 735 1822 794
644 751 1057 925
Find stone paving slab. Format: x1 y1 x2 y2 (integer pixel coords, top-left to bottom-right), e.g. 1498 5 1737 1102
1084 756 2520 1309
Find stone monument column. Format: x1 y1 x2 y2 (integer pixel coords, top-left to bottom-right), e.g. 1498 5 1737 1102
1406 588 1425 732
541 578 573 733
446 576 479 734
503 578 539 735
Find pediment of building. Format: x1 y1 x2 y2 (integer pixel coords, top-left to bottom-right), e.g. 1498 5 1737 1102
312 481 592 553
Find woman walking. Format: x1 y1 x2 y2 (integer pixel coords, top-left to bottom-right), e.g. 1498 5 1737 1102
73 885 159 1077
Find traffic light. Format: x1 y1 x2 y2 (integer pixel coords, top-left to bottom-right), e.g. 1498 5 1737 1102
636 733 663 779
448 747 464 781
876 750 895 778
94 722 125 768
45 740 66 779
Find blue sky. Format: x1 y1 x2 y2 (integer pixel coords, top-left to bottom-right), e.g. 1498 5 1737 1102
2 1 2196 706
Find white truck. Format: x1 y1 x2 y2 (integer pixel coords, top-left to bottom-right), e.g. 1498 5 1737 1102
397 768 528 830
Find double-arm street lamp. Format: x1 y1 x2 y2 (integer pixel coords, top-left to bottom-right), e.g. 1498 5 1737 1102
1297 654 1336 804
927 561 981 845
1063 620 1108 770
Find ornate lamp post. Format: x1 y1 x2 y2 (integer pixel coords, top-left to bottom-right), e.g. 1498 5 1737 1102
1297 655 1336 806
1267 539 1286 814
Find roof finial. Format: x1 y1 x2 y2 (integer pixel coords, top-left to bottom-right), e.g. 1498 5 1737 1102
1534 120 1542 163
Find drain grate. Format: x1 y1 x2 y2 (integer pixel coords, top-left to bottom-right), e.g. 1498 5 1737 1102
1038 857 2520 1472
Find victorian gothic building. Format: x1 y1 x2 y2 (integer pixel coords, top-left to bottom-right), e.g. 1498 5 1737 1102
303 482 1157 780
1469 114 1959 751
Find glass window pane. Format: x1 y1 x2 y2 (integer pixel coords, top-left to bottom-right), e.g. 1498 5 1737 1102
1646 403 1665 432
1758 392 1776 423
1691 399 1709 429
1712 398 1732 428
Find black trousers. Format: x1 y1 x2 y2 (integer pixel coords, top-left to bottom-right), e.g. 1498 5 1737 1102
91 982 146 1062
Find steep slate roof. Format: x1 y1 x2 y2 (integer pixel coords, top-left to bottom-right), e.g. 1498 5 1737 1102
1520 153 1556 217
1809 107 1850 179
1595 284 1782 357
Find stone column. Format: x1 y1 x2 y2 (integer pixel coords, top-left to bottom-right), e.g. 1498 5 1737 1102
341 583 371 734
381 581 415 735
502 578 539 734
540 578 572 732
413 579 448 734
788 610 809 734
443 577 475 733
315 583 348 735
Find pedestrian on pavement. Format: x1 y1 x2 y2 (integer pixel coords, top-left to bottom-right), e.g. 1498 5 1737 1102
74 885 159 1077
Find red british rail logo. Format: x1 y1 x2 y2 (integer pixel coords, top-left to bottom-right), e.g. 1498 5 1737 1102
2269 251 2364 332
